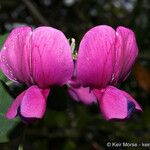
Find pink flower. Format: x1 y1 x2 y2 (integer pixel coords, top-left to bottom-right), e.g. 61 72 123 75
67 79 97 105
0 26 74 121
74 25 142 120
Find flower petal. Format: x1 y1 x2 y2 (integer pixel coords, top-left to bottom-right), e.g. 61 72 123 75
121 90 142 112
30 27 74 88
76 25 116 88
0 27 32 85
94 86 142 120
68 86 97 105
112 26 138 84
20 86 50 118
6 90 26 119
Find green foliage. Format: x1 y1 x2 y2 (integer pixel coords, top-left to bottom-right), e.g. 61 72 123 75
0 70 8 84
0 34 8 49
0 34 9 82
0 81 19 143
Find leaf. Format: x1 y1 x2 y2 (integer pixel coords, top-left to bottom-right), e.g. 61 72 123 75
0 70 8 83
0 33 9 82
0 33 9 49
0 81 20 143
0 115 19 143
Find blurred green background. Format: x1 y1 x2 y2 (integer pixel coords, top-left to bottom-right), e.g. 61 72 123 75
0 0 150 149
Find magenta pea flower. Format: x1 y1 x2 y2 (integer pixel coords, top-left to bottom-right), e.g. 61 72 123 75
73 25 142 120
67 78 97 105
0 26 74 121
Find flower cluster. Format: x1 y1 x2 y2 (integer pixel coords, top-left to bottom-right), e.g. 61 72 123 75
0 25 142 122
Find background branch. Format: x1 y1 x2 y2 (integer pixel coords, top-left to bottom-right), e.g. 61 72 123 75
21 0 49 25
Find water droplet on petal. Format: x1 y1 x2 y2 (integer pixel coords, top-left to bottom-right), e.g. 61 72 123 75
3 46 6 50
